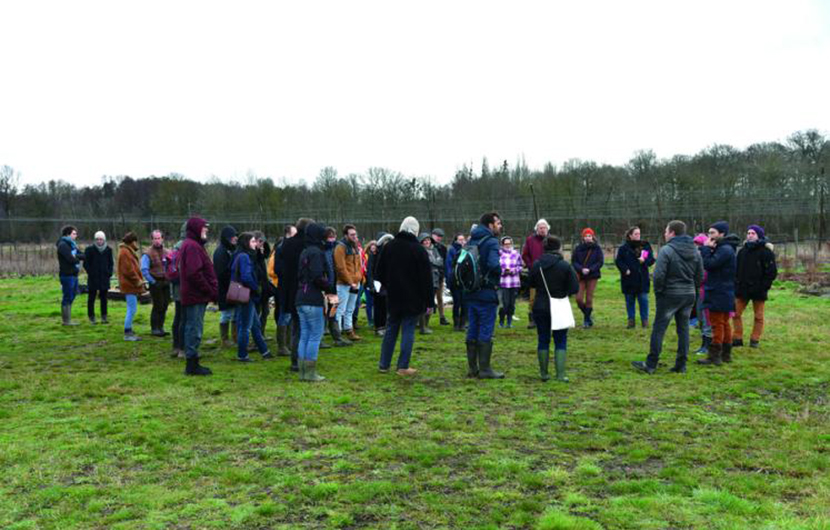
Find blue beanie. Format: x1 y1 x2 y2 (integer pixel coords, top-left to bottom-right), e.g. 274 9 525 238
710 221 729 235
748 224 765 240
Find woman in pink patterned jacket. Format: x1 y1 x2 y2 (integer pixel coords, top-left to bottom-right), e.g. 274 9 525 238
498 236 522 328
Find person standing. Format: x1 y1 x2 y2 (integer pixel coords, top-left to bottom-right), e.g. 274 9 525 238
615 226 656 328
83 230 113 324
117 232 145 342
141 229 171 337
692 233 713 355
56 225 84 326
530 236 579 381
431 228 450 326
333 224 364 342
179 217 218 376
498 236 522 328
418 233 442 334
273 223 297 357
231 232 273 362
166 222 188 358
213 226 238 348
376 217 433 376
733 224 777 349
253 231 272 335
363 240 378 328
632 221 704 375
698 221 740 366
277 218 315 372
295 222 336 381
521 219 550 329
571 228 604 328
446 233 467 332
464 212 505 379
370 233 394 337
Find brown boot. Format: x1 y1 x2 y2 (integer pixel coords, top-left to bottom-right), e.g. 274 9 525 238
697 343 722 365
346 329 362 341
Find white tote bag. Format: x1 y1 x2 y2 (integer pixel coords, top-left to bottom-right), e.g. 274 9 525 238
540 268 575 330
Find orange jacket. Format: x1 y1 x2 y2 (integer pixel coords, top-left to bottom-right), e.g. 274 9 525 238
117 243 145 295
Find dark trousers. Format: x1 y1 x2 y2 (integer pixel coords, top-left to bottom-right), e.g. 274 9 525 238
646 293 695 369
465 300 497 342
532 310 569 350
379 313 418 370
499 287 519 319
172 301 184 350
450 286 465 321
87 288 108 319
374 294 388 330
149 282 171 331
258 297 270 334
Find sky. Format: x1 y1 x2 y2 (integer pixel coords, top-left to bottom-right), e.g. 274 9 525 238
1 0 828 187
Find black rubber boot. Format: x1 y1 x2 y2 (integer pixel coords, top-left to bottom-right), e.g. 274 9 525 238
465 340 478 378
184 356 212 376
498 308 505 328
722 343 733 363
477 341 504 379
732 338 744 347
331 320 351 347
537 349 550 381
697 343 722 366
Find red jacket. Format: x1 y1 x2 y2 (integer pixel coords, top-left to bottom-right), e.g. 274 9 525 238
521 233 546 269
178 218 218 306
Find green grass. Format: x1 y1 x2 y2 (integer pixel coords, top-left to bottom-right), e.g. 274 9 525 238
1 273 829 529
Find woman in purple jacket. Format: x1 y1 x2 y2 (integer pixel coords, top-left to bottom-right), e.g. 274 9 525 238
571 228 604 328
498 236 522 328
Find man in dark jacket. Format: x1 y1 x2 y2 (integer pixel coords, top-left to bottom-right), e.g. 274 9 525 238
732 224 777 348
179 217 219 376
633 220 704 375
213 226 238 347
83 230 113 324
698 221 740 366
521 219 549 329
273 223 298 356
376 216 433 375
464 212 505 379
276 217 315 372
56 225 85 326
431 228 450 326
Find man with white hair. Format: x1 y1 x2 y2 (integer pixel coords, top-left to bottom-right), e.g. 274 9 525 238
522 219 550 329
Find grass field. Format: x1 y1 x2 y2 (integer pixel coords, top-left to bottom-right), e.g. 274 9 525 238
1 274 829 530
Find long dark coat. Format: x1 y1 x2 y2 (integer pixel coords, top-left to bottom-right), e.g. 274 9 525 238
83 245 114 291
375 231 433 318
615 240 655 294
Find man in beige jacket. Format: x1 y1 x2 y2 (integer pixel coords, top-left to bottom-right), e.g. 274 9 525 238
333 224 365 341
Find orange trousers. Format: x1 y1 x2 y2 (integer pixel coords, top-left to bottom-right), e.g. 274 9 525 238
708 311 732 346
733 298 765 342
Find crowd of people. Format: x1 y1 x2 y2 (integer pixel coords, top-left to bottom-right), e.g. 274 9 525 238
54 214 778 381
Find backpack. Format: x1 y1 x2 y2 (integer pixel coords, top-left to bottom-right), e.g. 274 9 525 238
453 236 492 294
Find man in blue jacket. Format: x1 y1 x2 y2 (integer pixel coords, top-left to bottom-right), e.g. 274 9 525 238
464 212 505 379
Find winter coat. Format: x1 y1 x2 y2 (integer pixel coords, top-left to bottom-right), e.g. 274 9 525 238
463 225 501 305
446 241 462 287
652 235 704 297
117 242 145 295
572 242 604 280
433 240 448 277
736 240 778 301
701 234 740 312
426 246 443 289
615 240 656 294
277 232 306 315
296 223 335 308
530 251 580 313
213 226 237 310
499 248 522 289
333 239 364 286
255 243 272 300
56 237 82 276
375 231 434 318
179 218 219 306
83 245 114 291
231 250 262 304
521 233 546 269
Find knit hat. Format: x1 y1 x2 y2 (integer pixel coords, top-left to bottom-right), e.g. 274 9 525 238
94 231 106 241
418 232 432 243
693 233 708 246
747 224 765 239
710 221 729 235
582 228 595 238
400 216 419 236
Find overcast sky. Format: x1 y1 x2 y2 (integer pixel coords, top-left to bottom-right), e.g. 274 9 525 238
1 0 828 187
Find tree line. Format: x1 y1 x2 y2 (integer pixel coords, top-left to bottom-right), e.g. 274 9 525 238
0 129 827 245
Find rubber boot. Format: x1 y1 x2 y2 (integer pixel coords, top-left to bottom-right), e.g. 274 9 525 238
527 311 536 329
220 322 232 348
477 341 504 379
554 349 569 382
506 314 513 328
298 357 305 380
732 338 744 347
695 335 711 355
537 349 551 381
452 315 460 332
722 343 732 363
302 360 325 382
697 343 722 365
578 305 588 328
419 314 432 335
276 325 290 356
465 340 479 378
62 305 79 326
331 320 352 347
184 356 212 376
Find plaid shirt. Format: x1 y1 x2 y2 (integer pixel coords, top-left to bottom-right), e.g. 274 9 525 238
499 249 522 289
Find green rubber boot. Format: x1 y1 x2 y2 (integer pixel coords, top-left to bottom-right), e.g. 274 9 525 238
477 341 504 379
303 360 325 382
554 349 569 382
537 349 551 381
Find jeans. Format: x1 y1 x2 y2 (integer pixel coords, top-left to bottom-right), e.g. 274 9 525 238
124 294 138 332
59 275 78 306
183 303 207 359
450 286 464 322
625 292 649 322
87 288 108 319
220 307 238 325
277 309 292 326
379 313 418 370
645 293 695 369
532 310 569 351
465 300 498 342
297 305 325 361
696 294 712 338
149 282 170 331
172 301 184 350
364 290 374 323
237 299 269 358
336 284 358 331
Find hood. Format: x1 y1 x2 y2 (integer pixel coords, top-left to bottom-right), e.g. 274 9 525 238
666 235 698 260
744 238 772 251
219 226 237 250
720 233 741 249
470 224 494 242
186 217 208 242
304 222 327 248
377 234 394 247
538 251 564 269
